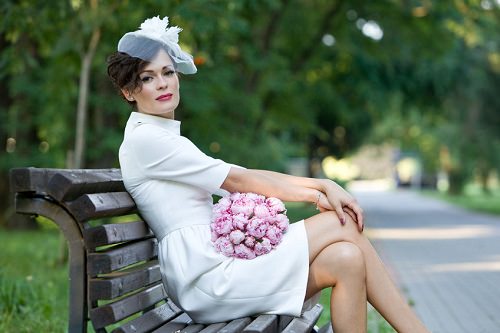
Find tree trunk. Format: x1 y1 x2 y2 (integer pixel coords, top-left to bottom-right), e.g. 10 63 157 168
447 169 466 195
74 27 100 168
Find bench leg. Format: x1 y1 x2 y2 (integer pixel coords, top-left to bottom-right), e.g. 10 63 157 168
17 197 88 333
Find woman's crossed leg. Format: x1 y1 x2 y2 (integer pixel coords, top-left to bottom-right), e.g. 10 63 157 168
304 211 430 333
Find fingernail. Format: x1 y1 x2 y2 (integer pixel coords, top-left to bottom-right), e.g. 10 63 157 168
341 217 346 225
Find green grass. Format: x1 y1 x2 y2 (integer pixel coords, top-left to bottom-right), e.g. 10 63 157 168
0 229 68 333
1 205 395 332
423 185 500 215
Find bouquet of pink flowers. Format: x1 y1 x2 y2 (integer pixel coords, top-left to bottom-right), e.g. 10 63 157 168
211 192 289 260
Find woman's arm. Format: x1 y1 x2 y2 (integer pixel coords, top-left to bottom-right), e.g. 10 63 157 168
221 167 364 230
254 170 323 189
221 168 319 204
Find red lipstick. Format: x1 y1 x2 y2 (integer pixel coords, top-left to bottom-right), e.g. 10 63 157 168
156 93 173 101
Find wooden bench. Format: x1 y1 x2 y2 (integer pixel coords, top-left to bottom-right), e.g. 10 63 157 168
9 167 329 333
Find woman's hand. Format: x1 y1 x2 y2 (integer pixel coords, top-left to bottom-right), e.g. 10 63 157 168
316 180 364 232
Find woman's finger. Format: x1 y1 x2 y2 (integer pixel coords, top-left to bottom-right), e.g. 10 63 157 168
333 202 346 225
348 202 364 231
344 205 364 232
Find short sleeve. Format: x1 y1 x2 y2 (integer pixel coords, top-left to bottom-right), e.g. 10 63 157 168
128 124 231 193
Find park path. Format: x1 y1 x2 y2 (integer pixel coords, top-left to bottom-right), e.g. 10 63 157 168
351 187 500 333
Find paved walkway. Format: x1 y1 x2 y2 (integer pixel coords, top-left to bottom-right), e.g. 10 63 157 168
352 188 500 333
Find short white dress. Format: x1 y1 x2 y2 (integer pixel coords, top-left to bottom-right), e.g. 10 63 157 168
119 112 312 323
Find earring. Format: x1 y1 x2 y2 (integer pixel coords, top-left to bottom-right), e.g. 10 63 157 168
127 96 135 101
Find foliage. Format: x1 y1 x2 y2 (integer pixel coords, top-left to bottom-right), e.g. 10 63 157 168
423 186 500 215
1 0 500 226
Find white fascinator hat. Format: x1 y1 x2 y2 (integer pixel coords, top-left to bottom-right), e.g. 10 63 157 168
117 16 197 74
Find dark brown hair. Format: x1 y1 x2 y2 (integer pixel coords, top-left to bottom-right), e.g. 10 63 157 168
106 52 149 106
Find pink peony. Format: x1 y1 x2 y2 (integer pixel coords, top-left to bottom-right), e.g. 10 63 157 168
214 236 234 257
266 225 283 245
247 218 268 239
266 197 286 214
245 193 266 204
213 197 232 215
211 192 289 260
211 214 233 235
234 244 257 259
230 197 256 216
244 236 256 248
229 229 245 245
232 213 248 231
254 204 272 218
229 192 244 201
211 230 219 242
275 213 289 232
254 238 272 256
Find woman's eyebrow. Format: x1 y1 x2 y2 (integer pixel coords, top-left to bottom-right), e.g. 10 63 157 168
140 65 174 74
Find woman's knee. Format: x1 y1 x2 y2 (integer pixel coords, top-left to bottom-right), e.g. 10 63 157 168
306 242 366 295
305 211 364 261
320 210 362 241
329 242 366 276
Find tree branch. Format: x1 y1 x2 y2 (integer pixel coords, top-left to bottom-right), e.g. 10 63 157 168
246 0 291 93
291 0 344 72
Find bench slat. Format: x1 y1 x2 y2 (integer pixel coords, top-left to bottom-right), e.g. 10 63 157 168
153 312 193 333
317 324 333 333
198 322 227 332
180 324 206 333
87 238 158 277
277 316 294 331
112 299 182 333
243 315 278 333
90 282 167 329
9 168 123 195
89 261 161 300
10 168 71 193
282 304 323 333
47 169 125 201
219 318 253 333
83 221 152 249
69 192 137 222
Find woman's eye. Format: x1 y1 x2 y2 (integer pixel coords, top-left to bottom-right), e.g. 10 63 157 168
141 76 153 83
164 70 175 77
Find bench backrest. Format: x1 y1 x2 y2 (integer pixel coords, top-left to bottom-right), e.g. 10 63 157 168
10 167 325 333
10 168 180 333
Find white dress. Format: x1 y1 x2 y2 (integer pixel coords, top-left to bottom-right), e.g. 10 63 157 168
119 112 312 323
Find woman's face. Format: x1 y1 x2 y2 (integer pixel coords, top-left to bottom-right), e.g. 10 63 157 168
124 49 180 118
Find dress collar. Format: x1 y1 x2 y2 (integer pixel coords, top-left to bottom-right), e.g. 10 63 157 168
127 112 181 135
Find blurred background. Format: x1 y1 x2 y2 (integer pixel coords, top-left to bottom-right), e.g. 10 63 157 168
2 1 500 227
1 1 499 331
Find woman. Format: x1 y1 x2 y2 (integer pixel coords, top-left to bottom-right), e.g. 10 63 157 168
108 16 430 333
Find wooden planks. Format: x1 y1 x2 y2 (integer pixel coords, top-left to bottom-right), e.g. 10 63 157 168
90 283 167 329
69 192 137 222
83 220 152 249
112 299 183 333
11 167 327 333
89 261 161 300
87 238 158 277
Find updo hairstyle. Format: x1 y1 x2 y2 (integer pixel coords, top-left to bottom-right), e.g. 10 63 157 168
106 52 149 106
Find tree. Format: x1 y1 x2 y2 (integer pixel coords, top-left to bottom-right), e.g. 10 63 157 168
1 0 499 228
